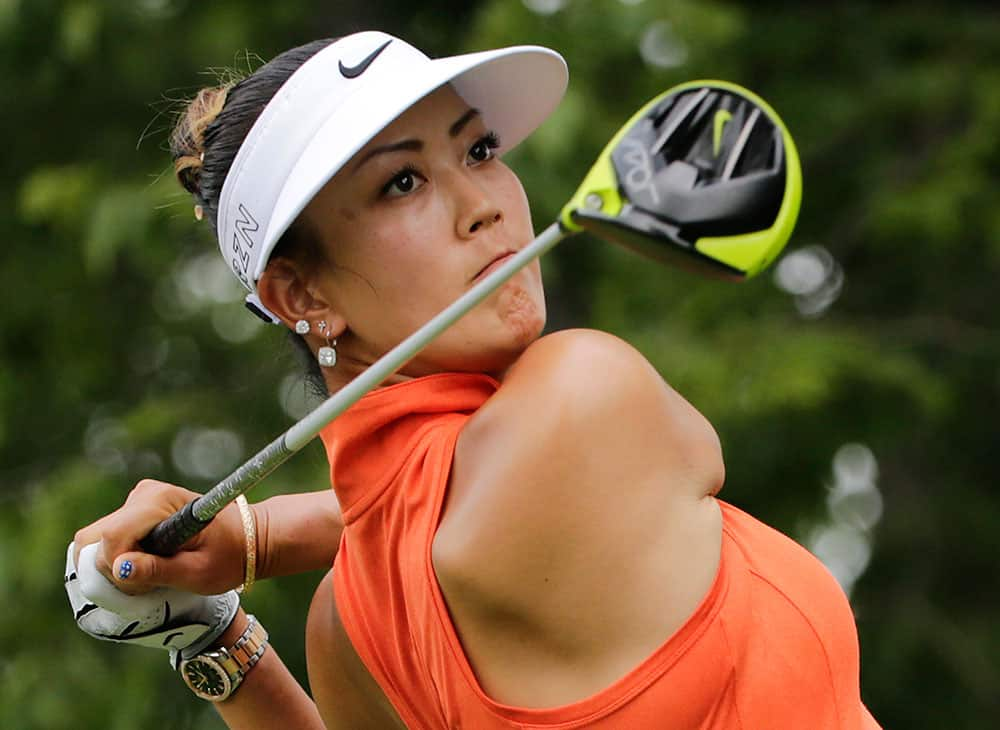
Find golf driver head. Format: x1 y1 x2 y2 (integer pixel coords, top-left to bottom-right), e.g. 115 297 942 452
560 80 802 280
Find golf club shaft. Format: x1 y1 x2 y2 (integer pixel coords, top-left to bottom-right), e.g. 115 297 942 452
140 221 570 556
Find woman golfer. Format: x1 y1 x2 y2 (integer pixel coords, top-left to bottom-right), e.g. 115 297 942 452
67 31 880 729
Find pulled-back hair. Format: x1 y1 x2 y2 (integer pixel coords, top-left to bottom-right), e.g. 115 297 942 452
169 38 339 395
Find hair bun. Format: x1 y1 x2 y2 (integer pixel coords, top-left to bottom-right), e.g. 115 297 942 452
171 85 231 197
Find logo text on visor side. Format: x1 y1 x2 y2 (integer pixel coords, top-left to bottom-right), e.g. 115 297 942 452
231 203 259 287
338 40 392 79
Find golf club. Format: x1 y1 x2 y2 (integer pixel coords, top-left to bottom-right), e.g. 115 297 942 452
141 79 802 556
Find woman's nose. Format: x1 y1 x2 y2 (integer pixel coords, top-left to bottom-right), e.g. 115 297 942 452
468 211 502 235
451 173 503 239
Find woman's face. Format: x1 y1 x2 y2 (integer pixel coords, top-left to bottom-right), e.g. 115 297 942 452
299 85 545 378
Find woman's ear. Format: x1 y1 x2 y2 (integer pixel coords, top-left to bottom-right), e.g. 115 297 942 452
257 258 347 336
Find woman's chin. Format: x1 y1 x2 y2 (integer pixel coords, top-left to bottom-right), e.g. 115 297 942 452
496 279 546 346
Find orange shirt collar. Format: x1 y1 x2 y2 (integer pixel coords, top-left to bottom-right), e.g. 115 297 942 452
318 372 498 522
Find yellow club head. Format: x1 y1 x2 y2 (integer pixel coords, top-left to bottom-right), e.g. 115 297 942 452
560 80 802 280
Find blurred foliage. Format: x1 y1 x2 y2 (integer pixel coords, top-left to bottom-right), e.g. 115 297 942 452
1 0 997 727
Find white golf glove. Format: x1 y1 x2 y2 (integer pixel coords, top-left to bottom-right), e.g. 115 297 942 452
65 542 240 669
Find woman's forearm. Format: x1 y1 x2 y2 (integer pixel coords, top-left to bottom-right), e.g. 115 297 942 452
208 491 341 728
255 490 343 579
212 610 326 730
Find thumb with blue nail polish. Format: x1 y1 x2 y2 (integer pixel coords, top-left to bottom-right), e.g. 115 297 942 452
111 554 151 592
116 558 133 581
110 551 182 595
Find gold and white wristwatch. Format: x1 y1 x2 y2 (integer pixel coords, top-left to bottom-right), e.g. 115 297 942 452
179 614 269 702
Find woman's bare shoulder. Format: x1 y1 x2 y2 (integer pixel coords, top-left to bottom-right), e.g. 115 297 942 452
465 328 670 438
457 328 723 491
496 327 657 398
440 327 723 576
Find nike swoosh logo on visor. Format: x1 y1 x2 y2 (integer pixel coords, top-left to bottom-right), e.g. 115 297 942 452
339 40 392 79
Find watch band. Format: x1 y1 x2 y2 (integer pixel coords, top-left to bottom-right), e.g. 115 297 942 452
180 614 269 701
221 613 269 680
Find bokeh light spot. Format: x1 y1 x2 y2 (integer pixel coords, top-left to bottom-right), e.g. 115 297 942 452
84 417 128 474
278 373 319 420
211 304 264 344
806 442 883 597
773 245 844 318
639 21 688 69
171 427 244 481
808 524 872 592
522 0 567 16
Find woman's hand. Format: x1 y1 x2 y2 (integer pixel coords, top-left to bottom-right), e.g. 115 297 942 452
73 479 249 596
65 541 241 668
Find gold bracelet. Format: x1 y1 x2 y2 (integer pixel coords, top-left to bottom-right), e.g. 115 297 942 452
235 495 256 595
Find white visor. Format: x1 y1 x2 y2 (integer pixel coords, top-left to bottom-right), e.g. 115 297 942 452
215 31 568 324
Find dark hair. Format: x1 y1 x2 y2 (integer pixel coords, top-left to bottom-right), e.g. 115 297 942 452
169 38 339 396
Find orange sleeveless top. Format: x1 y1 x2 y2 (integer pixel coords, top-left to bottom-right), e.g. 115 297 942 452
319 373 881 729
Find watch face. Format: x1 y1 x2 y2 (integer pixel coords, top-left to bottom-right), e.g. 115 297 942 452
181 656 233 702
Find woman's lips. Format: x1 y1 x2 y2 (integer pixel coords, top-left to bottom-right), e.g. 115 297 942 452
472 251 517 282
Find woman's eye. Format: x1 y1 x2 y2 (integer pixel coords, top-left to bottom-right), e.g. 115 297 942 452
382 167 424 198
467 132 500 164
393 172 415 193
468 142 491 162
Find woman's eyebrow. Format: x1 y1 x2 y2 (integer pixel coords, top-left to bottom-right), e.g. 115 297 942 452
449 108 481 137
351 139 423 172
351 108 483 173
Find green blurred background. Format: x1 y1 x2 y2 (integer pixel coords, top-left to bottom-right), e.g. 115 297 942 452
2 0 998 727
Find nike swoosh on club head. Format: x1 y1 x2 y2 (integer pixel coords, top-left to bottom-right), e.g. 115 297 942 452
713 109 733 157
339 40 392 79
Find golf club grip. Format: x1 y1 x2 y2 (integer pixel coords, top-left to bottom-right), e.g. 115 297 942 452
140 500 210 556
